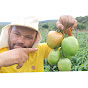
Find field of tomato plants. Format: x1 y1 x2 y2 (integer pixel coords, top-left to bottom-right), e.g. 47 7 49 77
42 31 88 72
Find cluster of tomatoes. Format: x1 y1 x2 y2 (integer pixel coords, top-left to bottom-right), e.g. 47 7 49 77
46 28 79 71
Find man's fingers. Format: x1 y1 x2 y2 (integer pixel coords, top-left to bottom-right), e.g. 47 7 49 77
15 48 38 69
16 65 22 69
22 54 28 63
72 20 77 30
22 48 38 53
67 16 74 28
16 61 23 69
56 21 64 30
59 15 68 28
57 15 77 30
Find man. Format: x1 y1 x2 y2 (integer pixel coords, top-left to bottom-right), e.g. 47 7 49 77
0 15 77 73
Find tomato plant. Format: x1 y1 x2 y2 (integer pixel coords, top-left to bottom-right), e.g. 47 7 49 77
44 32 88 72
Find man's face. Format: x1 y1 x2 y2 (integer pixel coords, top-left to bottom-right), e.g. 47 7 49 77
8 26 37 50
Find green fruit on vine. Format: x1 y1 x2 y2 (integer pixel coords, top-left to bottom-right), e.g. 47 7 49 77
58 58 71 71
60 47 72 60
48 49 60 65
61 36 79 56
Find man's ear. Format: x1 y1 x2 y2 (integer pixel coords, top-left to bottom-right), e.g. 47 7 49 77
8 27 11 35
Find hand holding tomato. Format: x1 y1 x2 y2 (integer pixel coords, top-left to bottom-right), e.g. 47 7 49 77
56 15 77 35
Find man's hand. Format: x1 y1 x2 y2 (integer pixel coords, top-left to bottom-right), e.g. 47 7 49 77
0 48 38 69
56 15 77 34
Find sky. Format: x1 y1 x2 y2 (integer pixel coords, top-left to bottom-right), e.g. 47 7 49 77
0 0 88 21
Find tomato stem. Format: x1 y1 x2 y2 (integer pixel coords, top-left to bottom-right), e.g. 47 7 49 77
56 29 60 33
54 48 58 51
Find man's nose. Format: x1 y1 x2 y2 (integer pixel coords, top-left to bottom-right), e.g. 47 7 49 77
17 36 25 43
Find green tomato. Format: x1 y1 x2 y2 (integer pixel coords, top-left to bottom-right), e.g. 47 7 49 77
48 49 60 65
61 36 79 56
58 58 71 71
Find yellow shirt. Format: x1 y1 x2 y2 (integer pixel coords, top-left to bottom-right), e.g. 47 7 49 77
0 43 52 73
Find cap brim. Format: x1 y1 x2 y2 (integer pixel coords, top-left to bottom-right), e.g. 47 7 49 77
10 24 38 32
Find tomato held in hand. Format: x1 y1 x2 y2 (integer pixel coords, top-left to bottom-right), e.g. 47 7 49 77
61 36 79 56
58 58 71 71
48 49 60 65
47 31 63 49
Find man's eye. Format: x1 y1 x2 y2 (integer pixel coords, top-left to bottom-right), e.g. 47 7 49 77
15 33 19 36
26 36 31 39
